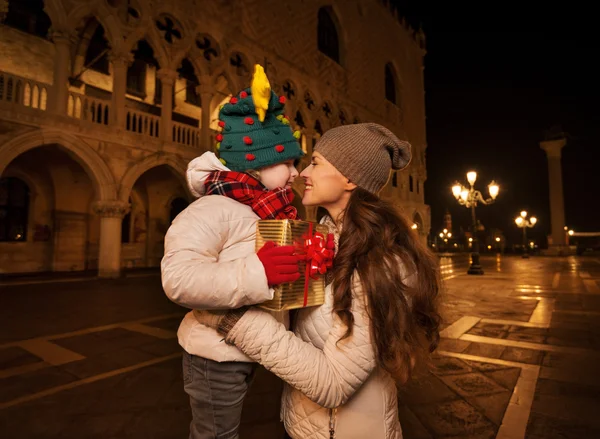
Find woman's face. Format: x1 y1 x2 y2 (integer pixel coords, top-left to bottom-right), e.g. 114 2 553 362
300 152 354 211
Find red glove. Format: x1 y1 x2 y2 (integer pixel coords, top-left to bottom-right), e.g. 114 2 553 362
257 241 301 286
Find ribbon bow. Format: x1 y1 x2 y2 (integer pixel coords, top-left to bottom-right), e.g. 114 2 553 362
302 232 335 278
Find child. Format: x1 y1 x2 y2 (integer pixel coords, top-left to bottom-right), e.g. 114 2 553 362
161 65 305 438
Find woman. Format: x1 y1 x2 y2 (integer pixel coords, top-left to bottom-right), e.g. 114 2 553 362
200 123 441 438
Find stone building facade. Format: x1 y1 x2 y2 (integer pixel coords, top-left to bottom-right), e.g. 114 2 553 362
0 0 430 277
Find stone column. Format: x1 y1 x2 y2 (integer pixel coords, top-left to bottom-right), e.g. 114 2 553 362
50 31 74 115
198 81 214 151
109 52 133 129
93 200 130 278
540 138 567 247
157 69 177 142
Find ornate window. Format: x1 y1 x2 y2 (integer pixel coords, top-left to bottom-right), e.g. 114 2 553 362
3 0 51 38
178 59 201 107
385 63 397 104
127 40 158 97
317 7 340 63
409 175 414 192
155 15 182 44
85 25 110 74
0 178 29 242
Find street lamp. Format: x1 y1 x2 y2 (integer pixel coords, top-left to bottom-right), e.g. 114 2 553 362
514 211 537 258
452 171 499 275
439 229 452 251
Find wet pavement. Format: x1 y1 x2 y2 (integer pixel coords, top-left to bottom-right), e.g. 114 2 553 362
1 254 599 438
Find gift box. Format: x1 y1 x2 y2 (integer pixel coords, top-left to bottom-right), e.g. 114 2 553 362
256 219 334 311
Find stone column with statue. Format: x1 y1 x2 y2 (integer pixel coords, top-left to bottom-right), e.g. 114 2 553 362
540 135 568 254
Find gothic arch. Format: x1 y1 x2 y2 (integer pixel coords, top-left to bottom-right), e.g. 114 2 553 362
118 154 188 202
0 129 116 201
67 4 123 53
43 0 68 29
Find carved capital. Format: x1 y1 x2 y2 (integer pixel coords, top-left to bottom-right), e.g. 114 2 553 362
93 201 130 218
540 138 566 159
156 69 178 85
108 51 134 67
196 83 214 98
50 29 78 46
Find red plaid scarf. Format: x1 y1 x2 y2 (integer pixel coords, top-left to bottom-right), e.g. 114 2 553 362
204 171 298 220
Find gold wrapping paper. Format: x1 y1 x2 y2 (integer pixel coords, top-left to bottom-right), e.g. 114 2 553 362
256 219 328 311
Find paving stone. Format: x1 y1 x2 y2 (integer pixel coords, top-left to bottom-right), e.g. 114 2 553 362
411 399 496 437
136 339 182 357
464 342 506 359
508 326 548 336
431 356 473 376
144 317 182 332
527 411 600 438
0 366 78 404
484 367 521 390
397 404 434 439
0 346 43 370
505 331 547 343
535 378 600 399
463 360 510 372
53 328 163 357
468 390 512 425
59 347 156 379
399 373 459 405
500 346 543 365
440 372 507 398
437 338 471 353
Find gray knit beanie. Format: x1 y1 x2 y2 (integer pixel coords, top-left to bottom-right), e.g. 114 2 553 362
314 123 412 194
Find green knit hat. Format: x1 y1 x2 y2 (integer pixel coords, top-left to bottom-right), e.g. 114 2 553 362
216 65 304 171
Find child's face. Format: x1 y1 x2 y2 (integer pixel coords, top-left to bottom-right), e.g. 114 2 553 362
259 160 299 190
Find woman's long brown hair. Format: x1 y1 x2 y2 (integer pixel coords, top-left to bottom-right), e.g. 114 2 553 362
331 188 441 383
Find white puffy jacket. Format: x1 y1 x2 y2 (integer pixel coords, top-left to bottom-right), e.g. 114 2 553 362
224 217 404 438
161 152 286 362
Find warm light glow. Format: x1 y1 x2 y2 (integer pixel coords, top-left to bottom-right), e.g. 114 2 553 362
488 181 499 199
444 239 448 242
530 217 537 225
452 183 462 199
447 232 452 238
520 210 527 218
495 237 501 242
568 230 574 236
443 229 448 233
453 243 458 247
468 237 473 242
460 189 469 202
439 233 444 238
564 226 568 231
487 245 492 250
411 223 418 230
467 171 477 186
515 217 524 226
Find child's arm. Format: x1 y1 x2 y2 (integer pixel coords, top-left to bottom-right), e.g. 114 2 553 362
161 206 271 310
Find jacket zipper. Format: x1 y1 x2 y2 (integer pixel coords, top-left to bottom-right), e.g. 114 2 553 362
329 408 337 439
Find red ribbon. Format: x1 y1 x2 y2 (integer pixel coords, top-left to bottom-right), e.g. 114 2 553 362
297 223 335 306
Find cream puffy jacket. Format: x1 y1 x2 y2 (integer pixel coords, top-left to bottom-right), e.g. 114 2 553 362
161 152 286 362
225 218 404 438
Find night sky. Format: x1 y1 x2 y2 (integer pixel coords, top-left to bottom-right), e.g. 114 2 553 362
395 4 599 246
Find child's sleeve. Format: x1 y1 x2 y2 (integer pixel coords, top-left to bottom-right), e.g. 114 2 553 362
160 205 272 310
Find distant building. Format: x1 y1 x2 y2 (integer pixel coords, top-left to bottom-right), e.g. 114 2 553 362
1 0 429 276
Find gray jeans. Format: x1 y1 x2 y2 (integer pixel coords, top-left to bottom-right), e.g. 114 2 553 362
183 353 257 439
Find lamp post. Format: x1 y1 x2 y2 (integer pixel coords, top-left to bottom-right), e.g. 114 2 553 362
439 228 452 251
452 172 499 275
515 211 537 258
